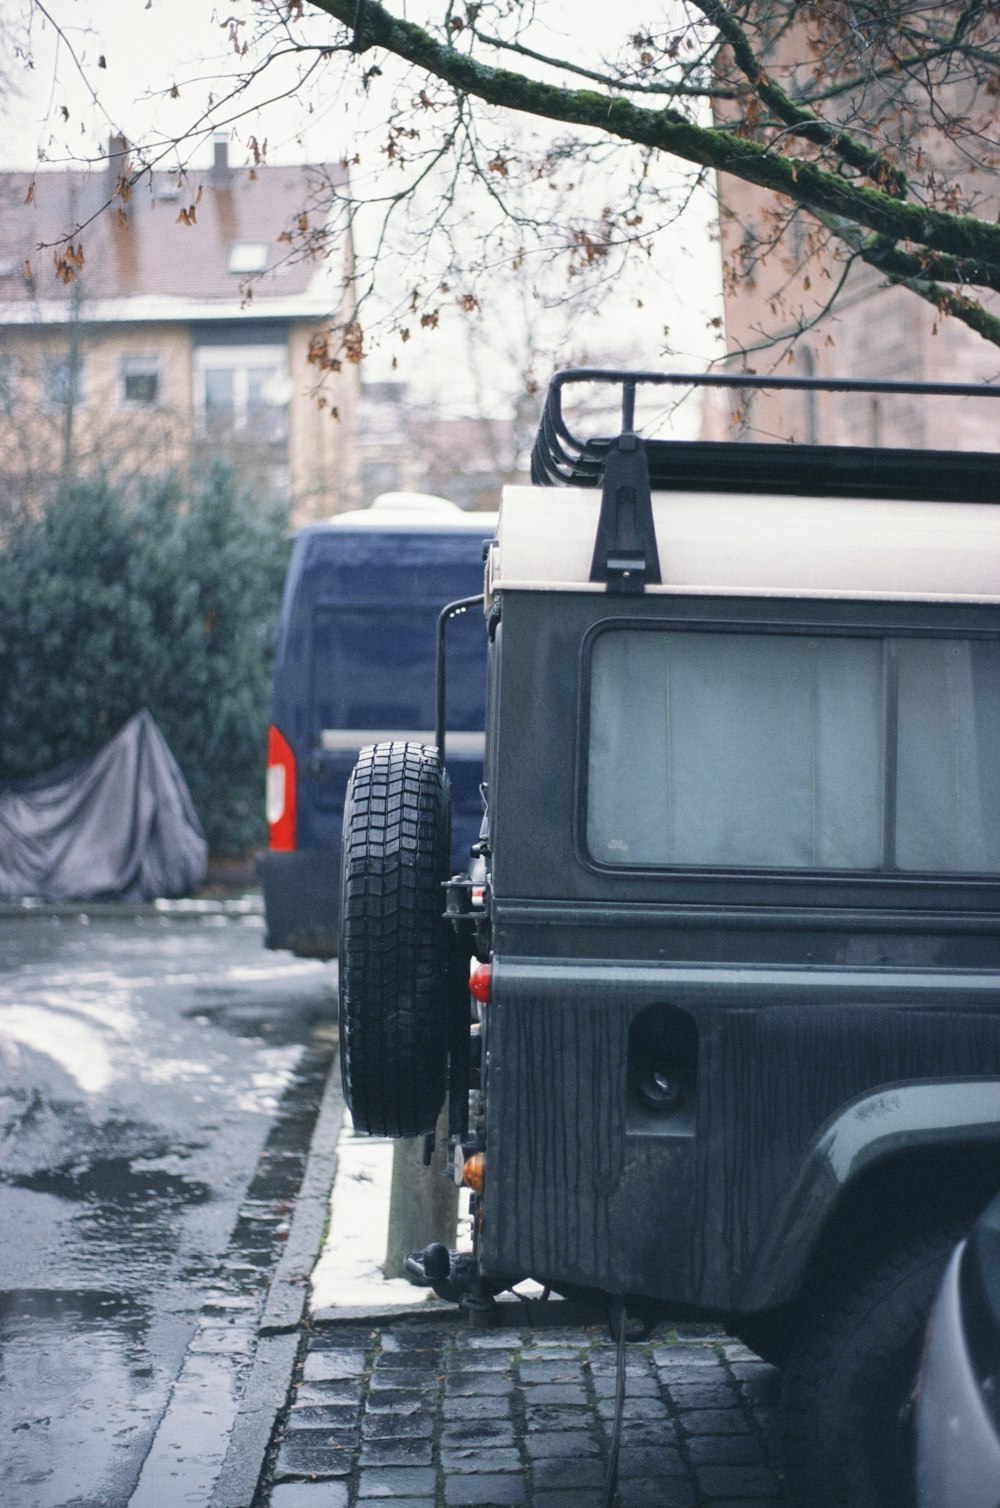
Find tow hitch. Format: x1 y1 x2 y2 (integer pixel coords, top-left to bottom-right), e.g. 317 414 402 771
404 1242 493 1308
404 1242 475 1302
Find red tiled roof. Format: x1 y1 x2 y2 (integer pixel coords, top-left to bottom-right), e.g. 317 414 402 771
0 147 348 313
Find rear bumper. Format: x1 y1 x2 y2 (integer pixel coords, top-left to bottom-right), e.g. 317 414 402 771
258 848 340 959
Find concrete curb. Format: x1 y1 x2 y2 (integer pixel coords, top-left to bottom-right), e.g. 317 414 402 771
0 895 264 922
311 1299 455 1323
210 1046 347 1508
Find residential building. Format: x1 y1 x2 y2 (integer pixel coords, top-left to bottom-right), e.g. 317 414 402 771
710 15 1000 449
0 139 360 523
359 380 527 511
713 175 1000 451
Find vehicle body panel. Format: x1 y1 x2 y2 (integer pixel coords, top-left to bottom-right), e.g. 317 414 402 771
478 552 1000 1311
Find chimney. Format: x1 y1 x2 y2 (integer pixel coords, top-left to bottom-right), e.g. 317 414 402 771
212 135 231 181
108 134 131 201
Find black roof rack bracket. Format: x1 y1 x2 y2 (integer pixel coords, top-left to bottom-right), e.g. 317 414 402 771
530 368 1000 505
589 432 662 594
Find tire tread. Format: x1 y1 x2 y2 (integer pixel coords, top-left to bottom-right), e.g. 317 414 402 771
339 741 451 1138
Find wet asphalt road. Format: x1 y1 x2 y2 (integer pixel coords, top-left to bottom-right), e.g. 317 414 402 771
0 903 336 1508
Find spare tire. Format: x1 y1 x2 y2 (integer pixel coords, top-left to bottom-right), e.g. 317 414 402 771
338 741 451 1138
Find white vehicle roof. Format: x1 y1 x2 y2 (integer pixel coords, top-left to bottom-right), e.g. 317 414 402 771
490 485 1000 603
329 493 498 531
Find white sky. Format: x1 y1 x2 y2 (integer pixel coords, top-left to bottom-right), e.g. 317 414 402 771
0 1 724 403
2 0 682 172
1 0 280 172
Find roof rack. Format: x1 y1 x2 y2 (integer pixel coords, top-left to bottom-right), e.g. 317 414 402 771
530 369 1000 593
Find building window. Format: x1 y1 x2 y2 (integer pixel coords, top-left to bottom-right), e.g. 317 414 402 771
43 354 84 411
228 242 270 275
194 345 290 443
120 354 161 407
0 355 15 415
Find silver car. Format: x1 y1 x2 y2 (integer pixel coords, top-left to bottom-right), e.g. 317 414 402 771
918 1190 1000 1508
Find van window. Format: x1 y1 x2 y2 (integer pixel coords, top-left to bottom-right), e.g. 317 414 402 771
585 627 1000 874
312 606 431 730
310 601 487 736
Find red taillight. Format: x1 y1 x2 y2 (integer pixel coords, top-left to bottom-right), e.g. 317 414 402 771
470 961 492 1003
266 724 297 851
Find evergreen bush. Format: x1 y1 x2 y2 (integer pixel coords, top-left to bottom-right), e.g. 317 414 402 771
0 467 289 855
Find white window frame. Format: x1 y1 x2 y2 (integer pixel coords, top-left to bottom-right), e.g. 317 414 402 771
193 344 290 439
0 354 15 415
119 353 162 409
42 352 86 412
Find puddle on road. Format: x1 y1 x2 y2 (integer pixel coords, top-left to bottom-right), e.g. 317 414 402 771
0 1289 164 1508
0 1024 338 1506
4 1154 211 1206
0 1097 212 1203
185 990 334 1046
0 1106 215 1296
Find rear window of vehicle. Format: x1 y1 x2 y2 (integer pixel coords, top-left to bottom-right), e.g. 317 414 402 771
310 603 485 732
585 626 1000 874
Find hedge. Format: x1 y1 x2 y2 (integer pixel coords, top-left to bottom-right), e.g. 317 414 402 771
0 466 290 855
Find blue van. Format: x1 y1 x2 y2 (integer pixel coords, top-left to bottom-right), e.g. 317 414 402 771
260 493 496 959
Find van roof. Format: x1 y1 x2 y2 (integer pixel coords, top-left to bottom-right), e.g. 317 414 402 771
324 493 498 531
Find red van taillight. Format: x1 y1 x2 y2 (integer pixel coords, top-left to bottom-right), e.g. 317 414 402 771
266 725 297 851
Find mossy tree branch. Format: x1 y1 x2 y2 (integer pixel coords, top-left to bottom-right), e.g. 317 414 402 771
306 0 1000 274
27 0 1000 358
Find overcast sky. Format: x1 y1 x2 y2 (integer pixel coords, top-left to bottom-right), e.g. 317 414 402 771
2 0 685 172
1 0 304 171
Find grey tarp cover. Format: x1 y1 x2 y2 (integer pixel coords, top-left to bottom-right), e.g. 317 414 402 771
0 709 207 900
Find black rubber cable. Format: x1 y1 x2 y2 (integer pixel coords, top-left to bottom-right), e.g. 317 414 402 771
602 1295 627 1508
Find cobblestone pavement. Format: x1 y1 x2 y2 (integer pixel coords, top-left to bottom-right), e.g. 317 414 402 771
257 1313 786 1508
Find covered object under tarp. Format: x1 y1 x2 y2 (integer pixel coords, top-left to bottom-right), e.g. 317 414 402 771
0 710 207 901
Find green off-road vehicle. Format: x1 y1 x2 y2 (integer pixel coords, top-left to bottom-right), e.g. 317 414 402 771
338 369 1000 1507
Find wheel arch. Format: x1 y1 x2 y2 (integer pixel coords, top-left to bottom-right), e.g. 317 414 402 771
741 1077 1000 1312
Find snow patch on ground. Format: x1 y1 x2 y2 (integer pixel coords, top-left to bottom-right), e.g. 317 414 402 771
310 1121 438 1312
